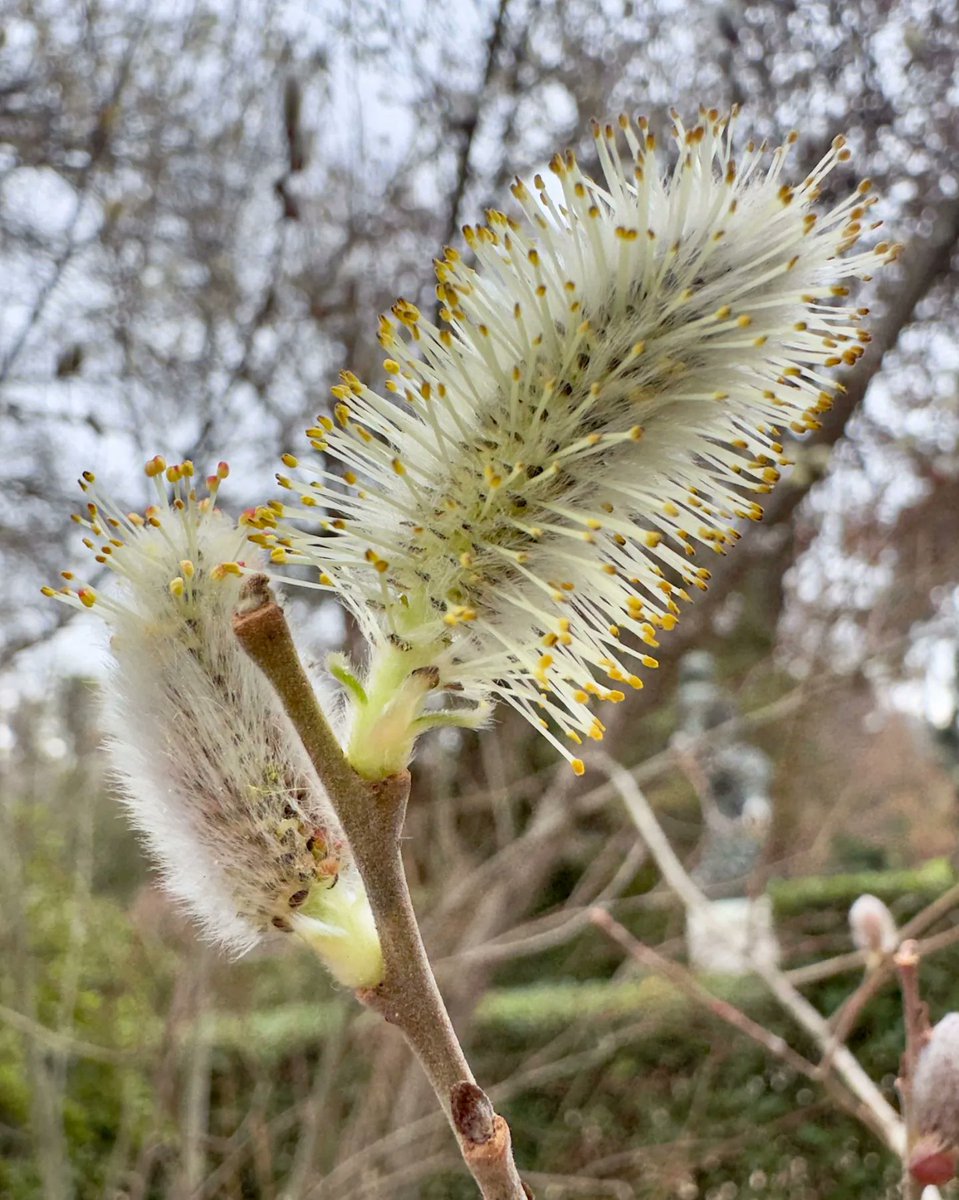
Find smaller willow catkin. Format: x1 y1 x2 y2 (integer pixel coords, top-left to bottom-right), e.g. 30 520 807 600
47 459 382 986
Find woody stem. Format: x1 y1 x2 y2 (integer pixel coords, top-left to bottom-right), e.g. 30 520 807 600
233 579 527 1200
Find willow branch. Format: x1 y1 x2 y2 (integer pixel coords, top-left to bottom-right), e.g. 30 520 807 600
589 909 891 1136
597 752 905 1157
895 940 933 1200
590 909 820 1079
233 579 527 1199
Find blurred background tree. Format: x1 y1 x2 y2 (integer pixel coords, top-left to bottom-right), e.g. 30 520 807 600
2 0 959 1196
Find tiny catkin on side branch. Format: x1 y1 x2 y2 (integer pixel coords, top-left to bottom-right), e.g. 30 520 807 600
233 579 528 1200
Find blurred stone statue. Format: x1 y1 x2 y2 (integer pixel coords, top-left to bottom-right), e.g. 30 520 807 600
674 650 779 975
675 650 736 736
928 644 959 798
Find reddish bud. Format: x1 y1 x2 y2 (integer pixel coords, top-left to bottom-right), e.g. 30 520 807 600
909 1134 957 1186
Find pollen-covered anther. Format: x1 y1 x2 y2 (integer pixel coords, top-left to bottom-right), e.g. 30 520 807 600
211 561 243 580
363 549 390 574
444 604 477 626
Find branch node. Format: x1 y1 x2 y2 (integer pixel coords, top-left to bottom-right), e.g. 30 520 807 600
370 770 412 840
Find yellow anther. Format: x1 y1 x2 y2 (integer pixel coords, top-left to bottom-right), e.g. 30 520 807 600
444 604 477 626
215 562 243 578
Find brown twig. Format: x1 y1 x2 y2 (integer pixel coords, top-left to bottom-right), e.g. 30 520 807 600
895 939 932 1200
818 961 893 1078
233 581 526 1199
598 752 906 1156
590 909 819 1080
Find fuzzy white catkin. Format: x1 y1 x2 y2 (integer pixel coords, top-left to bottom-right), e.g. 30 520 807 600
914 1014 959 1148
848 893 898 959
254 106 897 775
47 459 382 987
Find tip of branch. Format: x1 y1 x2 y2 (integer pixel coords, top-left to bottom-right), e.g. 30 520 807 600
895 938 921 969
451 1081 495 1145
235 572 276 617
232 589 286 651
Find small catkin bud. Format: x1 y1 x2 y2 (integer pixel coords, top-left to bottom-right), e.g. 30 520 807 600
910 1013 959 1185
849 893 898 965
